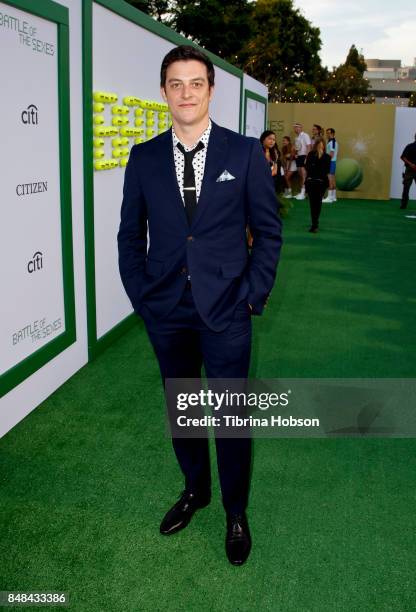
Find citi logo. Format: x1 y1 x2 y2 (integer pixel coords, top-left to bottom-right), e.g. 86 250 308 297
21 104 38 125
27 251 43 273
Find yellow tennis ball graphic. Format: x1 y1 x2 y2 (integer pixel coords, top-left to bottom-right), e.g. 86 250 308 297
120 127 142 137
123 96 141 106
93 91 118 103
94 126 119 137
112 147 129 158
112 105 130 115
112 116 129 126
336 159 363 191
112 137 129 147
94 159 118 170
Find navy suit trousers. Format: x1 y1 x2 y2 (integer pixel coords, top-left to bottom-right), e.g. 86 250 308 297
142 285 252 514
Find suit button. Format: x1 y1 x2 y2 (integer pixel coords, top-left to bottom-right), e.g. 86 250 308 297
180 266 187 275
187 235 194 241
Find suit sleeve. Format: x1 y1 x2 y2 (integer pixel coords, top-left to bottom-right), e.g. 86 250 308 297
246 139 283 315
117 145 148 313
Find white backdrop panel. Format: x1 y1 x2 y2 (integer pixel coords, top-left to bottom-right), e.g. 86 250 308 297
92 2 242 339
210 69 240 133
243 74 268 138
243 74 267 99
245 98 266 139
390 107 416 199
0 0 87 438
0 2 65 375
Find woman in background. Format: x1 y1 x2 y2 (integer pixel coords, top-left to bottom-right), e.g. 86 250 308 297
260 130 280 181
247 130 281 247
281 135 297 198
305 137 331 233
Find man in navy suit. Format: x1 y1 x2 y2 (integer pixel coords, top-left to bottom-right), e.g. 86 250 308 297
118 45 282 565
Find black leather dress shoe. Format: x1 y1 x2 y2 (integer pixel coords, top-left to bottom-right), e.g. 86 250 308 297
225 513 252 565
160 490 210 535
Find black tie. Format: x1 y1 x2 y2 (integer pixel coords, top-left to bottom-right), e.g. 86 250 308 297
177 141 205 225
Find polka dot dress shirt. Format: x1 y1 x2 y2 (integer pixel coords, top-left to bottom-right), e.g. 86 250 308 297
172 119 212 204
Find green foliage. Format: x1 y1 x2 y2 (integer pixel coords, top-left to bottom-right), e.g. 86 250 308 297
319 46 371 103
125 0 171 22
325 65 369 102
171 0 254 61
240 0 323 97
283 82 320 103
345 44 367 74
126 0 254 60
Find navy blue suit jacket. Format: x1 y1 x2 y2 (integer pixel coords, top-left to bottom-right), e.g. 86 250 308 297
118 121 282 332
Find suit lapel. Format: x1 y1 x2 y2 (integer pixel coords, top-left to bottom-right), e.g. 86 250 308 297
191 121 228 229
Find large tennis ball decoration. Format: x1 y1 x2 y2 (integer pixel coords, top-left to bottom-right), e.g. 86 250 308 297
336 158 363 191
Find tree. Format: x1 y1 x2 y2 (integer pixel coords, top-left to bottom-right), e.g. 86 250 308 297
240 0 323 99
283 82 320 103
126 0 254 62
171 0 254 62
319 45 370 103
125 0 171 22
345 44 367 74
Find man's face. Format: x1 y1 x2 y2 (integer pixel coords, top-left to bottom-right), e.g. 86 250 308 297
294 125 301 135
311 125 317 136
326 130 331 139
161 59 214 128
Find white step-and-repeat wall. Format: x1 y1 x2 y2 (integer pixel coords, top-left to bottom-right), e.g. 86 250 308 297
0 0 87 438
0 5 65 373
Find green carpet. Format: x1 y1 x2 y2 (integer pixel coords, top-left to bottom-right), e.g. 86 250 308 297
1 198 416 611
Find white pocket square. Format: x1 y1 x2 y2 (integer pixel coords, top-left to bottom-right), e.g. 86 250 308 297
216 170 235 182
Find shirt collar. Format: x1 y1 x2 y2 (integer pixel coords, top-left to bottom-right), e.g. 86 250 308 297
172 118 212 152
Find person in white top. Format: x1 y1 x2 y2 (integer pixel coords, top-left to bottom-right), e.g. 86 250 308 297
293 123 311 199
